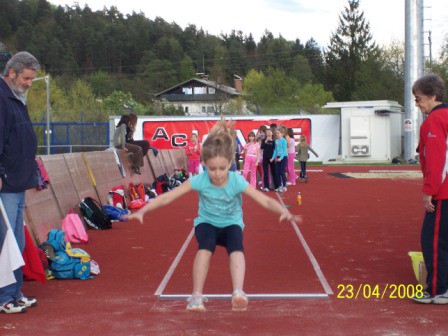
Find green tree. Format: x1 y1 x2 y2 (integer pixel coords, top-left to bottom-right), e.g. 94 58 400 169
304 38 325 83
64 79 105 121
296 83 334 114
289 54 313 85
244 67 299 114
349 41 405 103
102 90 145 116
87 70 116 97
324 0 378 101
178 53 196 81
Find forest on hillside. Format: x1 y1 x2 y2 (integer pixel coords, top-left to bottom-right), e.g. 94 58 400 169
1 0 447 122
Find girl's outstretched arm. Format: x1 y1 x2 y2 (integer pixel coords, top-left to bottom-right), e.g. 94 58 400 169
243 186 302 223
125 179 192 224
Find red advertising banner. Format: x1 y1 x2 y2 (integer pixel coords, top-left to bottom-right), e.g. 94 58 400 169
143 117 311 149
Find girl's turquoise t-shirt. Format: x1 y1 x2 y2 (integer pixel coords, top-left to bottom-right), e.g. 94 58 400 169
190 171 249 229
272 138 288 160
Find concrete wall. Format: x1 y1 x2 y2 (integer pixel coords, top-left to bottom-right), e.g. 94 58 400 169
25 149 188 245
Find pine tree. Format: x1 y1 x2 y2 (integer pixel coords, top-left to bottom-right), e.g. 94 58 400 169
324 0 378 101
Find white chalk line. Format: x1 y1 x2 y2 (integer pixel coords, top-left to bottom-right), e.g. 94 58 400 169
368 170 420 173
277 194 334 295
154 227 194 296
154 195 332 299
159 293 328 301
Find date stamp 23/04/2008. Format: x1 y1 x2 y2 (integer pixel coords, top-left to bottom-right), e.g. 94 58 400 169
336 284 424 300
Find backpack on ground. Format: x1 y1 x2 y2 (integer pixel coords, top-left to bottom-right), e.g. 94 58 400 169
108 185 127 209
61 209 89 244
172 169 189 183
79 197 112 230
41 229 92 280
128 182 145 201
49 251 91 280
128 183 146 209
152 174 171 195
102 205 130 221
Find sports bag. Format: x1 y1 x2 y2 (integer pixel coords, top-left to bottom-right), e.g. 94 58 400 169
79 197 112 230
45 229 67 253
108 185 127 209
50 251 91 280
152 174 171 195
128 198 146 210
102 205 130 221
128 182 145 201
62 209 89 244
42 230 92 280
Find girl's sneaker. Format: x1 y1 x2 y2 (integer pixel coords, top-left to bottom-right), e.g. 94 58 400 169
186 294 207 312
231 289 248 311
262 187 269 192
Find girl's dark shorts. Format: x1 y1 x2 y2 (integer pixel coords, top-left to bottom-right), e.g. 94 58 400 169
194 223 244 254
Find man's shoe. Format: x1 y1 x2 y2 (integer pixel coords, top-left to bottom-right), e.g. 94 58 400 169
17 297 37 308
1 301 27 314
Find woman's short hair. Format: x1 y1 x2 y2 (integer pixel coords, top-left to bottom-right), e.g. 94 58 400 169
412 74 446 102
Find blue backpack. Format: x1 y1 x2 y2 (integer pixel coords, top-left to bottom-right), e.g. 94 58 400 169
102 205 130 221
50 251 91 280
43 229 92 280
46 229 66 252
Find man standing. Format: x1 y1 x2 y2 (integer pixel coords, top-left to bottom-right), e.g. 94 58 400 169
0 51 40 313
412 74 448 304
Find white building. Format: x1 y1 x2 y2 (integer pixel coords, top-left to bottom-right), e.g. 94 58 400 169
324 100 404 163
154 76 250 116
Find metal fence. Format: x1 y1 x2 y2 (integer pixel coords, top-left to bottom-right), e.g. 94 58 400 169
33 122 110 155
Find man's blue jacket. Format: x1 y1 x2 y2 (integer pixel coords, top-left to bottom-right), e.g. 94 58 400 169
0 77 38 193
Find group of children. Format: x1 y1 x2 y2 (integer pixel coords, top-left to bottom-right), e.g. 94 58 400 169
185 123 318 191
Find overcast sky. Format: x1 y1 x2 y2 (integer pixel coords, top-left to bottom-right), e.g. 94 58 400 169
48 0 447 59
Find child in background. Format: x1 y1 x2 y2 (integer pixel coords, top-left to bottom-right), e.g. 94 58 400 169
186 133 201 176
256 125 267 186
126 116 301 313
256 136 264 187
296 135 319 182
241 131 260 188
286 128 297 185
113 115 144 175
271 127 288 192
261 128 277 191
235 136 243 172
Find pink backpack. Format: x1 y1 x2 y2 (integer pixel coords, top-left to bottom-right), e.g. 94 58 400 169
62 209 89 244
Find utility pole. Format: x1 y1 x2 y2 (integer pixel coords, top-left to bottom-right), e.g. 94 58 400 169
32 75 51 154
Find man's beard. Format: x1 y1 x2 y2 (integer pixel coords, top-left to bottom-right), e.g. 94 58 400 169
9 76 28 94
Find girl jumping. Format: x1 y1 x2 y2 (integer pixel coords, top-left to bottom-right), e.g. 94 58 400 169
126 116 301 313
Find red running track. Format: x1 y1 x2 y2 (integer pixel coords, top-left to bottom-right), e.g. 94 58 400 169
2 165 447 336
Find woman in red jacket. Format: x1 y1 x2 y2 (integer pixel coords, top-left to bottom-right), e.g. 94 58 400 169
412 74 448 304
